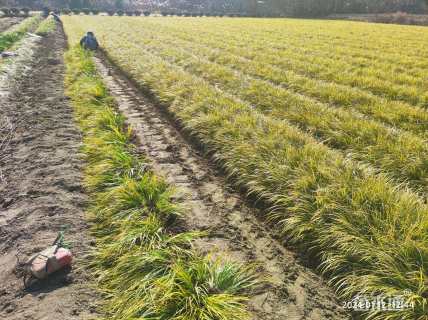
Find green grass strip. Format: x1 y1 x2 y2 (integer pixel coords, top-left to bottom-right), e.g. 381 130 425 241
0 15 42 52
64 45 259 320
35 16 57 36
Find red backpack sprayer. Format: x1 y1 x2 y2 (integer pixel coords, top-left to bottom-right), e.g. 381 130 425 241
20 231 73 288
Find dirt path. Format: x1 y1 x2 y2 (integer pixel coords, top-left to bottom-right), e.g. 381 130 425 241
0 17 23 32
95 56 351 320
0 29 97 319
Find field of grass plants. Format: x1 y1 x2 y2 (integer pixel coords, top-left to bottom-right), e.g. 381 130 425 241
34 16 57 36
62 16 428 319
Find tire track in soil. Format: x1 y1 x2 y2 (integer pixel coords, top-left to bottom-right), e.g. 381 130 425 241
95 56 351 320
0 29 97 319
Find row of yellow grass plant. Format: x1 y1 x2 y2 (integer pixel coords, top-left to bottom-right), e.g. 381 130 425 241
64 45 259 320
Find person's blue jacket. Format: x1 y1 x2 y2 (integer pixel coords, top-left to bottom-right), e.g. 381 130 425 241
80 32 99 51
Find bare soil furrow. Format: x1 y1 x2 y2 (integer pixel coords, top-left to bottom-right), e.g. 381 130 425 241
95 56 351 320
0 29 96 320
0 17 23 32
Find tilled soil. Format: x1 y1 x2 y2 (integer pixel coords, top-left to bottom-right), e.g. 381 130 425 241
0 17 24 32
95 56 352 320
0 30 97 319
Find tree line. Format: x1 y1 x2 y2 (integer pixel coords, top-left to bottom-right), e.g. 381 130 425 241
1 0 427 16
220 0 428 16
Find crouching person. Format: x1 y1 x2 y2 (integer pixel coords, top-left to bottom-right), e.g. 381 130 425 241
80 32 99 51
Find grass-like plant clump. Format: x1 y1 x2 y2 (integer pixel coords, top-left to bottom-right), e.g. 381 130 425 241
35 16 57 36
0 32 20 52
64 46 259 320
62 17 428 320
0 15 42 52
